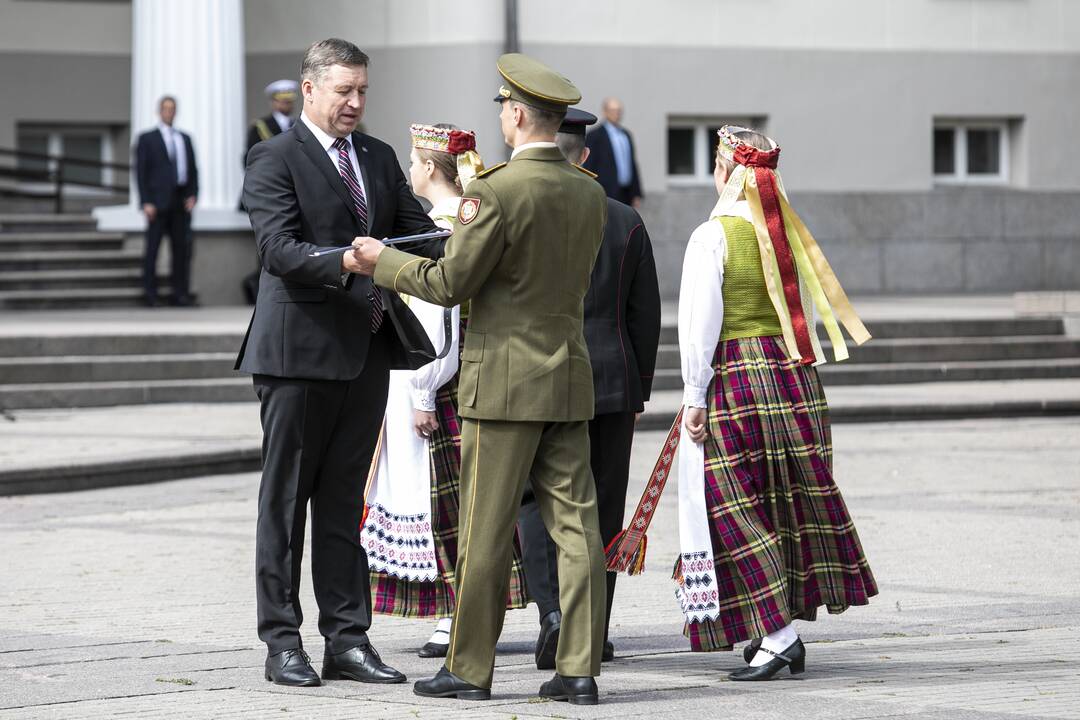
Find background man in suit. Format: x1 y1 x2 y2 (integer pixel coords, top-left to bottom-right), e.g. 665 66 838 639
583 97 643 208
519 108 662 669
135 95 198 307
241 79 300 304
236 38 442 689
353 53 608 706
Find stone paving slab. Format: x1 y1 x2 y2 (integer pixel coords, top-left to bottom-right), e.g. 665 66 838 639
2 417 1079 718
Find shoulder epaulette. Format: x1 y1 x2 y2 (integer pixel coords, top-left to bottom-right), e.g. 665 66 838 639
254 118 273 142
572 163 597 179
476 162 506 179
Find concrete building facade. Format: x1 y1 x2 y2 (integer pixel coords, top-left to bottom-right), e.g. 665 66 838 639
1 0 1078 300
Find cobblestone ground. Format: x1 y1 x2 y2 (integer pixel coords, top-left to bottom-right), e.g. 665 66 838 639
1 417 1078 719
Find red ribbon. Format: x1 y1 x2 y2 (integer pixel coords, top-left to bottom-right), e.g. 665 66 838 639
733 143 814 364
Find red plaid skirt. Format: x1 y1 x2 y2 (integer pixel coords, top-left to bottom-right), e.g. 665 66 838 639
372 381 529 618
684 335 878 651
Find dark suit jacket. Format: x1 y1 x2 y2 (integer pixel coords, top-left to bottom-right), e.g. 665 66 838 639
235 119 442 379
583 123 643 202
135 127 199 210
584 198 661 415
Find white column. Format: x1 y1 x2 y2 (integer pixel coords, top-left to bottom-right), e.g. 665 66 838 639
96 0 249 230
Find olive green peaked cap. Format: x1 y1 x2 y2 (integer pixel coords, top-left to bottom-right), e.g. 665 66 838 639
492 53 581 114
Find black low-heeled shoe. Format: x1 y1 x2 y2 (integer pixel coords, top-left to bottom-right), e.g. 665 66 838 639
729 638 805 681
742 637 762 664
539 673 599 705
413 666 491 700
418 640 449 658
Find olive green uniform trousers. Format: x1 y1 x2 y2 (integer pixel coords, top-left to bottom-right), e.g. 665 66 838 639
446 417 606 688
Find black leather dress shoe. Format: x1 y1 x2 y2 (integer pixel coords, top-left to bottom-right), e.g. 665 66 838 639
743 637 762 663
413 666 491 700
534 610 561 670
321 643 406 684
265 648 321 687
729 638 805 681
418 641 448 658
602 640 615 662
539 673 599 705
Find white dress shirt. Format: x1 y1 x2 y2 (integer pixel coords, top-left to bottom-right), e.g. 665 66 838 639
158 122 188 186
272 111 292 132
299 112 367 200
677 200 757 408
511 140 558 159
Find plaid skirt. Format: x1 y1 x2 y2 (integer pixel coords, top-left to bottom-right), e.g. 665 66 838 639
684 335 878 651
372 381 530 618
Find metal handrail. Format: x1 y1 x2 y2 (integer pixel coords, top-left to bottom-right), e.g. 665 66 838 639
0 146 130 213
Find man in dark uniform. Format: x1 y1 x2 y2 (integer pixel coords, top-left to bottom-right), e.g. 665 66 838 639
241 79 299 303
519 107 662 669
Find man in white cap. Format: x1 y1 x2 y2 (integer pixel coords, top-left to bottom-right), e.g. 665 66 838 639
245 79 299 158
241 79 300 301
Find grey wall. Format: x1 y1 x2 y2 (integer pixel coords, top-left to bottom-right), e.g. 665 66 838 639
0 52 130 151
641 188 1080 300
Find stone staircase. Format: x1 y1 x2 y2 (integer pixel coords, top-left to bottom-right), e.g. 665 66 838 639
0 213 171 309
1 312 1078 416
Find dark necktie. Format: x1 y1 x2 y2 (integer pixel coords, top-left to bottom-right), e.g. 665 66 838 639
332 136 382 333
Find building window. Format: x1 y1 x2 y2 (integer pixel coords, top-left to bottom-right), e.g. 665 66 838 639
933 120 1011 184
15 124 122 188
667 117 766 184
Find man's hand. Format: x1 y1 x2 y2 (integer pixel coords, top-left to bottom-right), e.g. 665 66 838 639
184 195 196 213
413 409 439 439
631 196 642 210
142 203 157 221
684 406 708 444
343 236 384 276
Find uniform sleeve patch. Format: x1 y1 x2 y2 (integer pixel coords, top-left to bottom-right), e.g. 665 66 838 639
458 197 481 225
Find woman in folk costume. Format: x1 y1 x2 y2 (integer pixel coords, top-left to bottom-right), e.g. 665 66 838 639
360 124 528 659
677 126 878 678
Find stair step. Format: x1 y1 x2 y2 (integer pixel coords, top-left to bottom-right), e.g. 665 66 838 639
651 357 1080 389
0 352 236 383
657 317 1065 344
0 377 254 410
0 214 97 233
0 332 243 358
0 249 143 272
0 232 125 251
0 286 169 309
653 335 1080 367
0 268 170 291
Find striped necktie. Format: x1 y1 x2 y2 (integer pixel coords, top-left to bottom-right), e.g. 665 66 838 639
332 136 382 333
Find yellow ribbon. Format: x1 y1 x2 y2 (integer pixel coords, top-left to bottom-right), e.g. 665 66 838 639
456 150 484 192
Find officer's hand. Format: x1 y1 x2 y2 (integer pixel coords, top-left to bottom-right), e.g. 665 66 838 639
183 195 197 213
684 406 708 444
142 203 157 221
345 236 384 276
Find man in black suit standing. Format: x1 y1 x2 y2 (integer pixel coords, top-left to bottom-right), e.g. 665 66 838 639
583 97 643 208
519 108 661 668
236 38 443 688
135 95 198 306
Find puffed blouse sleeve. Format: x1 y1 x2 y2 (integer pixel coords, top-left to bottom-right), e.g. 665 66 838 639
677 220 727 408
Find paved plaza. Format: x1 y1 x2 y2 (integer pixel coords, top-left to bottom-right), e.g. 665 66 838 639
2 416 1079 719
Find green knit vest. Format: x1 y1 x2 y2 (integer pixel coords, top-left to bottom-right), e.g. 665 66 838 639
718 216 783 340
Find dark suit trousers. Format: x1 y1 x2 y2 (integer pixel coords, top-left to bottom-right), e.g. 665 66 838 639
518 411 636 638
252 332 389 654
143 188 193 302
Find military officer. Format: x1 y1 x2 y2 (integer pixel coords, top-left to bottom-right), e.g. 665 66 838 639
351 53 608 706
245 79 299 158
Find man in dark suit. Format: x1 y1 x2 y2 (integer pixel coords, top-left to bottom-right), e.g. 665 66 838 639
135 95 199 306
236 38 443 689
519 107 661 669
583 97 643 208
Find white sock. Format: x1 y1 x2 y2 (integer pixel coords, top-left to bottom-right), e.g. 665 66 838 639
427 617 452 646
749 623 799 667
